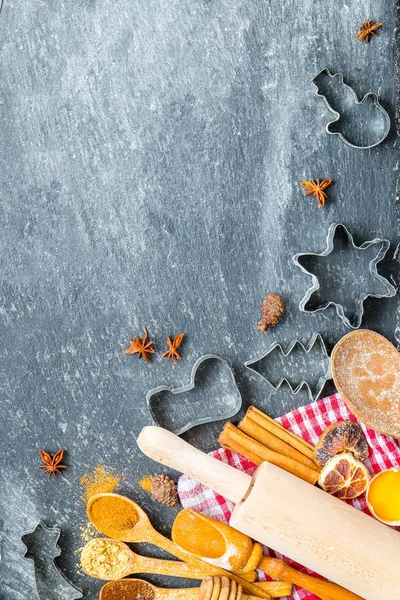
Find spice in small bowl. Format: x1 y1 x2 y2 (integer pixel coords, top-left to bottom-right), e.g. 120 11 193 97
366 468 400 525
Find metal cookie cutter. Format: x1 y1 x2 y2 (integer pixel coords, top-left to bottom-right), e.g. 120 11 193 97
147 354 242 435
245 333 331 402
21 521 82 600
312 67 391 149
293 223 396 329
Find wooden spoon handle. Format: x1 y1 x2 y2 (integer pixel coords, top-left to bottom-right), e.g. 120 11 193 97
258 556 363 600
136 556 220 580
252 581 292 597
157 588 199 600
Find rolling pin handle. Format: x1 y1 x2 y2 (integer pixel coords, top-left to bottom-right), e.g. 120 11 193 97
137 426 251 504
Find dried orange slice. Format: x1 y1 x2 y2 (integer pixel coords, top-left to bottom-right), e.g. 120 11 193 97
318 452 370 500
315 420 369 466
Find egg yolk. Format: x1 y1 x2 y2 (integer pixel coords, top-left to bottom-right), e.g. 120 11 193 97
367 469 400 522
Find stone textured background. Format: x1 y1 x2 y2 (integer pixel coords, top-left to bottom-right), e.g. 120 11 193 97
0 0 399 598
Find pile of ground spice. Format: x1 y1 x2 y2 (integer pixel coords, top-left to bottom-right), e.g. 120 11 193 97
139 474 152 492
101 580 155 600
81 538 131 580
80 465 124 502
88 494 139 539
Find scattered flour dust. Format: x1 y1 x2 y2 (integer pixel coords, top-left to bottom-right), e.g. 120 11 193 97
201 543 241 570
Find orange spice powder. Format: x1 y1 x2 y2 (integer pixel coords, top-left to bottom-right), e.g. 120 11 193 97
138 474 152 492
80 465 124 502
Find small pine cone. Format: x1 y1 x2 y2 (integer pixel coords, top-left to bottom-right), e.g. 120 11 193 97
150 475 179 507
257 293 285 333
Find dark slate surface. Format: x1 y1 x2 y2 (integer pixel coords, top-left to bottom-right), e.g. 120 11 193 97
0 1 399 598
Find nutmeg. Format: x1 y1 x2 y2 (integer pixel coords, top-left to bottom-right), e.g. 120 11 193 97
257 293 285 333
150 474 179 507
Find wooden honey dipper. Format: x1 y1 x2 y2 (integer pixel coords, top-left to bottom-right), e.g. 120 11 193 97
200 576 262 600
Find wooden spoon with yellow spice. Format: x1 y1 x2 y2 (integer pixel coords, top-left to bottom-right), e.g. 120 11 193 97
81 538 220 581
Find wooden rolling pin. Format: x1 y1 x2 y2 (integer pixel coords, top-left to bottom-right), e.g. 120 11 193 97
137 426 400 600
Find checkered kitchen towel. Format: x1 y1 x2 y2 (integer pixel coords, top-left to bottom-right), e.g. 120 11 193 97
177 393 400 600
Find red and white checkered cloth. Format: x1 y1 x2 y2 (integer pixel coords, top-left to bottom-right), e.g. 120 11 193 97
177 392 400 600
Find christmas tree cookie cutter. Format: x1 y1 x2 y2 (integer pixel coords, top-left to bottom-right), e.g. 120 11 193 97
21 521 82 600
293 223 396 329
312 67 391 149
245 333 331 402
147 354 242 435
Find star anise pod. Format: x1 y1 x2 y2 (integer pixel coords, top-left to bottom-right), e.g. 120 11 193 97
39 449 67 476
125 328 155 363
162 333 185 364
300 179 332 208
356 19 383 43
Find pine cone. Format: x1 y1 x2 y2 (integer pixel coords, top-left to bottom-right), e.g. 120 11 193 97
257 293 285 333
150 475 179 507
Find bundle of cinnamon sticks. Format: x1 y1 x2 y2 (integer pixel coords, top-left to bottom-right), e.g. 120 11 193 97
218 406 321 485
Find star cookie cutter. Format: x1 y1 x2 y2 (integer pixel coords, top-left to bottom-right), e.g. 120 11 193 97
312 67 391 149
245 333 331 402
21 521 82 600
293 223 396 329
147 354 242 435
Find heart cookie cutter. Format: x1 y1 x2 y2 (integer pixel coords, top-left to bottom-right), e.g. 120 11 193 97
312 67 391 149
293 223 396 329
147 354 242 435
245 333 331 402
21 521 82 600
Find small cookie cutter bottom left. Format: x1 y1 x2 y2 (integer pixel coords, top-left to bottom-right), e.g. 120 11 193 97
21 521 82 600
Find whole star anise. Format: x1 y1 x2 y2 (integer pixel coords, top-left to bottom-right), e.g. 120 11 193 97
162 333 185 364
39 449 67 476
300 179 332 208
125 328 155 363
356 19 383 43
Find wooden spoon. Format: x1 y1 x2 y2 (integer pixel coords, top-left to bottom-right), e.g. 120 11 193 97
172 509 263 573
100 577 261 600
81 538 214 581
331 329 400 438
87 494 269 598
173 508 362 600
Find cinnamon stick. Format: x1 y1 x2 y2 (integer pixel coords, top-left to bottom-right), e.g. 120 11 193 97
247 406 319 464
219 435 264 467
239 415 320 472
218 424 320 485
